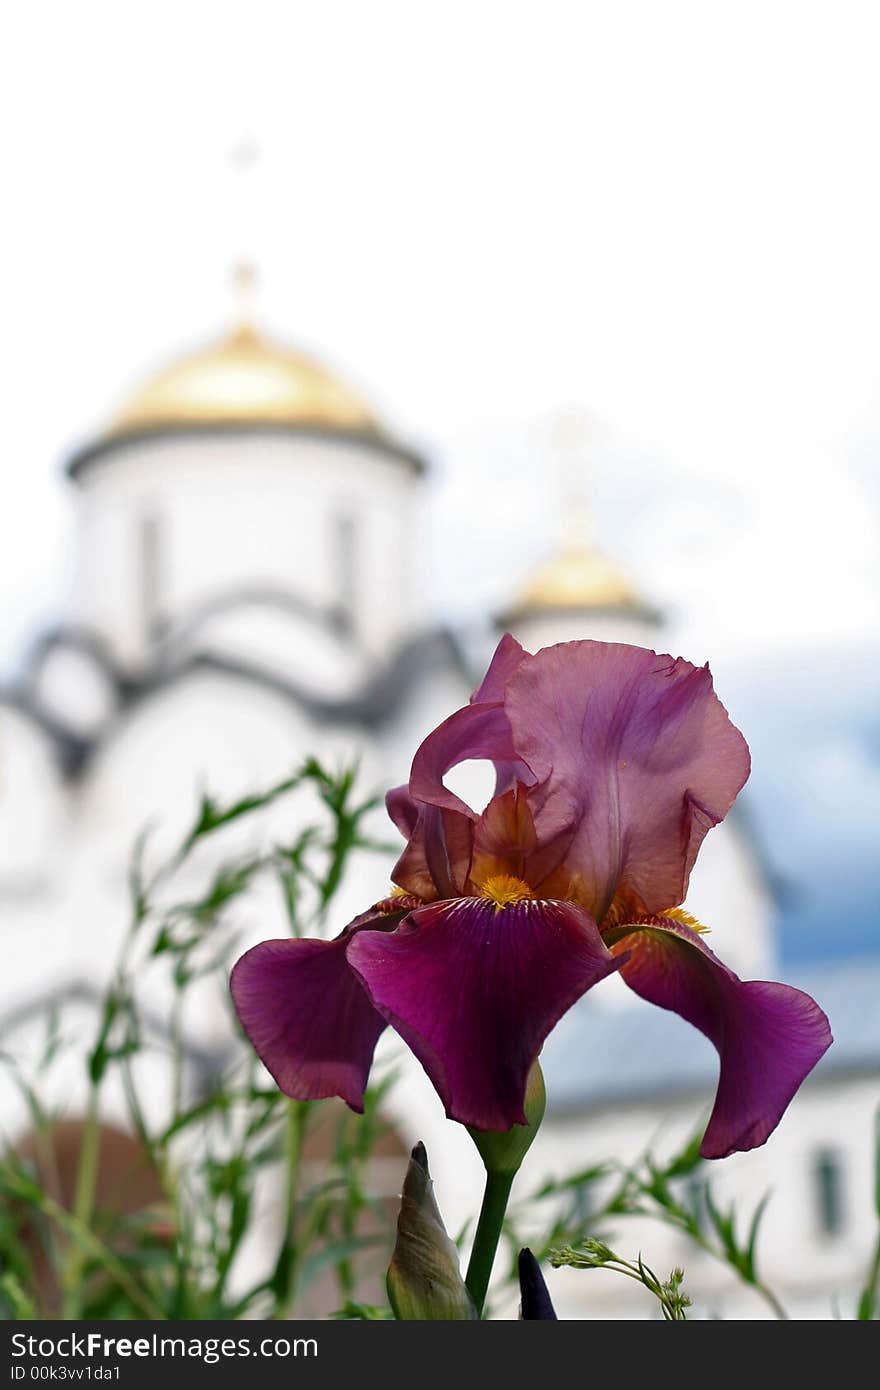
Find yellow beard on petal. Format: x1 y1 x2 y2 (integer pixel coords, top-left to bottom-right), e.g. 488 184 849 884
373 888 424 915
479 874 536 909
662 906 711 935
601 904 713 948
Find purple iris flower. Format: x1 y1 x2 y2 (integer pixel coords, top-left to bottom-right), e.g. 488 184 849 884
231 637 831 1159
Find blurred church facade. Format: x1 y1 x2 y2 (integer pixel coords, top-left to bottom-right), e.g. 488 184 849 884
0 293 876 1319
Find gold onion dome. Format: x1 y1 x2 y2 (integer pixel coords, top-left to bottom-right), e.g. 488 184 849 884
109 322 382 439
508 537 644 618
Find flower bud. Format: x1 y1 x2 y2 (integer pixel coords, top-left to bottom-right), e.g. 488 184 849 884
467 1060 546 1176
387 1142 477 1320
518 1248 558 1319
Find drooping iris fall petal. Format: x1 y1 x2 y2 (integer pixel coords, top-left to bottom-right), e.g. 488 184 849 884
347 896 624 1131
502 641 751 921
230 908 405 1111
610 916 833 1158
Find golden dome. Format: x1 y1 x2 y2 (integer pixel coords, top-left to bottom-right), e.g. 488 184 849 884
508 538 643 618
109 323 382 438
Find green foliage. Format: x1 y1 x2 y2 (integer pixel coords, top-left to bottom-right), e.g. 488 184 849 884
551 1239 691 1320
503 1127 788 1319
1 758 876 1323
0 759 398 1321
856 1108 880 1320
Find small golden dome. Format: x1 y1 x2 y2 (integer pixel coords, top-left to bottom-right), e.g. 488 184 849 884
109 323 381 438
508 539 643 618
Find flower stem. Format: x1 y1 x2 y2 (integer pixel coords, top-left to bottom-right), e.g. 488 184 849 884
17 1178 165 1320
464 1168 514 1316
858 1230 880 1320
273 1099 307 1314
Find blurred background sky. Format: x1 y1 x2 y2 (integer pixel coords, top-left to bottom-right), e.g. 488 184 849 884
1 0 878 962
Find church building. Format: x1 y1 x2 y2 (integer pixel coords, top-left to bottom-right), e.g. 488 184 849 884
1 293 876 1319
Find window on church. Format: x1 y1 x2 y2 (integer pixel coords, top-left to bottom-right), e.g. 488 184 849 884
333 512 357 628
138 511 163 641
812 1147 846 1237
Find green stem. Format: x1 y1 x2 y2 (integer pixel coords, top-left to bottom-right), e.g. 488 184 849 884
59 1088 102 1318
274 1099 307 1314
18 1179 165 1320
680 1224 788 1320
751 1276 789 1321
668 1218 788 1320
170 987 186 1116
857 1229 880 1319
465 1169 514 1316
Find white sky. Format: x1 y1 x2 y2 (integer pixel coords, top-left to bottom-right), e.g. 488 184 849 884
2 0 880 670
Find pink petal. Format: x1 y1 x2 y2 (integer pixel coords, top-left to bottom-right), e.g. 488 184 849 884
470 632 528 703
612 916 833 1158
347 896 623 1131
230 908 398 1110
504 641 751 921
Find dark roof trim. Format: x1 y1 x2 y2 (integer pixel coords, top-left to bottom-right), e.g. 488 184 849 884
164 584 353 652
65 421 428 481
119 625 472 735
2 624 474 782
0 687 92 777
495 599 664 628
23 622 129 691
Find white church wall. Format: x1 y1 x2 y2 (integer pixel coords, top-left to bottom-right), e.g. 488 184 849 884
75 670 370 872
173 604 364 698
0 1001 198 1156
507 610 662 653
684 815 776 978
32 643 119 738
0 706 67 897
375 659 475 797
71 432 419 670
512 1071 879 1320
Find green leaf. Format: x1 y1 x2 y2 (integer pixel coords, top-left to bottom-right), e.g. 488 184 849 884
0 1271 37 1320
177 771 303 860
298 1235 386 1292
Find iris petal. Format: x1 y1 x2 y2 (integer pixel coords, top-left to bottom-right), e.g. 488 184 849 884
503 640 751 921
230 908 399 1111
386 784 473 899
409 702 531 818
470 631 527 703
347 896 623 1131
611 917 833 1158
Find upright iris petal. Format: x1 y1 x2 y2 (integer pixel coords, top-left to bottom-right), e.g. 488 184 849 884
348 893 623 1131
502 642 751 921
386 785 473 901
409 701 534 819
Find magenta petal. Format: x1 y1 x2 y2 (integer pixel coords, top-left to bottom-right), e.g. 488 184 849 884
230 911 393 1111
387 784 473 899
347 897 623 1131
504 641 751 920
409 702 531 818
613 918 833 1158
386 784 420 839
470 632 527 703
